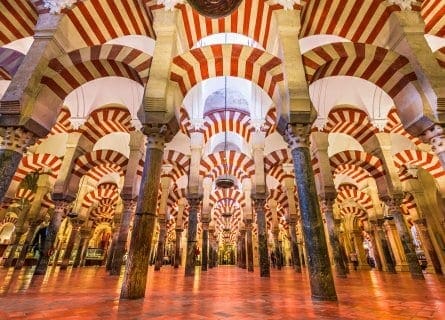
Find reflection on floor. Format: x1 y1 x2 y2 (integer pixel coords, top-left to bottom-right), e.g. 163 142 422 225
0 266 444 319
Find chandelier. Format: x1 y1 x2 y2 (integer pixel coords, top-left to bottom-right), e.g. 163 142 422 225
187 0 243 19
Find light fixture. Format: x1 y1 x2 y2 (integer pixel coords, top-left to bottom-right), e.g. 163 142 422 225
186 0 243 19
215 76 235 189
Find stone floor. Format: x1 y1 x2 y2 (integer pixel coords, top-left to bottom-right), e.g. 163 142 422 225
0 265 443 319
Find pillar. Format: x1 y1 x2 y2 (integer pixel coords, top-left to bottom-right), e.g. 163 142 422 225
34 200 69 275
252 194 269 277
110 199 136 276
239 228 247 269
60 219 82 270
201 221 209 271
414 218 442 274
321 198 347 277
174 228 183 268
120 127 165 299
285 124 337 301
288 218 301 272
154 173 172 271
106 222 120 271
375 219 397 273
246 219 254 272
385 197 424 279
269 199 282 270
185 195 201 277
367 225 383 271
154 219 167 271
73 227 90 268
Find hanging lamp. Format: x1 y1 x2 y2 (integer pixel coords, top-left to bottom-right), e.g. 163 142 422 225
186 0 243 19
215 76 235 189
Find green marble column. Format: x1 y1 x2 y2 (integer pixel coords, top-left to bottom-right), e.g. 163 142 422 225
322 199 347 278
285 124 337 301
120 128 165 299
110 199 136 276
252 194 269 277
385 197 424 279
289 218 301 272
245 219 254 272
185 195 201 277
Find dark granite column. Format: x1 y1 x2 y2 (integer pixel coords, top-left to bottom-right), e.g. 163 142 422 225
285 124 337 301
120 126 166 300
110 199 136 276
384 197 424 279
414 218 442 274
201 221 209 271
322 198 347 278
34 201 69 275
60 219 82 270
272 229 282 270
106 225 119 271
376 219 396 273
239 229 247 269
289 218 302 272
15 221 40 270
245 219 254 272
154 219 167 271
0 128 35 202
174 228 183 268
185 195 201 277
252 194 269 277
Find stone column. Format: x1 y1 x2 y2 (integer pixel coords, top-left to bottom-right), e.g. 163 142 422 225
60 219 82 270
414 218 442 274
288 217 301 272
245 219 254 272
269 199 282 270
174 228 183 268
252 194 269 277
321 198 347 277
385 197 424 279
375 219 396 273
106 220 120 271
285 124 337 301
185 195 201 277
73 227 90 268
239 227 247 269
110 199 136 275
120 127 166 299
154 173 172 271
201 221 209 271
34 200 69 275
367 225 383 271
3 227 26 268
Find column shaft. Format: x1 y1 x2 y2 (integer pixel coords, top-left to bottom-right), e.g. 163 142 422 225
289 222 301 272
185 196 201 277
253 195 269 277
246 221 254 272
60 221 81 270
376 219 396 273
201 225 209 271
154 222 167 271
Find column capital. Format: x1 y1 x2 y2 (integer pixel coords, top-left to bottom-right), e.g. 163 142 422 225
421 124 445 154
381 195 403 214
122 199 137 212
284 123 311 150
251 193 267 211
186 194 202 210
0 127 36 154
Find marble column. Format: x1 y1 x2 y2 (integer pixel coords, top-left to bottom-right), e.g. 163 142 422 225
60 219 82 270
285 124 337 301
185 195 201 277
288 218 301 272
414 218 442 274
321 198 347 277
174 228 183 268
154 218 167 271
245 219 254 272
34 200 69 275
3 228 26 268
73 228 90 268
110 199 136 276
375 219 397 273
15 221 40 270
385 197 424 279
368 227 383 271
120 127 166 299
0 128 35 202
252 194 269 277
239 229 247 269
201 221 209 271
106 224 120 271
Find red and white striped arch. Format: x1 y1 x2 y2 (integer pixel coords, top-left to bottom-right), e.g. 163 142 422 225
330 150 385 180
200 151 254 180
163 150 190 180
90 206 115 221
340 205 368 221
264 149 292 171
302 42 417 99
393 150 445 182
72 150 128 178
0 0 37 46
435 47 445 68
79 106 134 144
169 0 292 50
300 0 400 45
12 153 62 184
41 44 151 101
324 107 378 145
402 192 417 214
333 163 371 185
266 187 289 211
92 215 114 227
421 0 445 37
15 188 35 202
1 212 18 226
170 44 284 101
202 110 254 144
267 165 294 184
58 0 154 50
84 163 126 183
82 183 119 209
49 107 74 136
41 193 54 209
383 108 422 145
0 48 25 80
167 188 188 212
336 185 373 211
209 188 245 207
263 106 277 137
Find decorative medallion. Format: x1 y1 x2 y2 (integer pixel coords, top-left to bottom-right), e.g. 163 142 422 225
187 0 243 18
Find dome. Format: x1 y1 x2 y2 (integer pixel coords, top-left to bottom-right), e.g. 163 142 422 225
203 88 249 116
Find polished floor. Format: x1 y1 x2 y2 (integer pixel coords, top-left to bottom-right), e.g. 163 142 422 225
0 265 443 319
